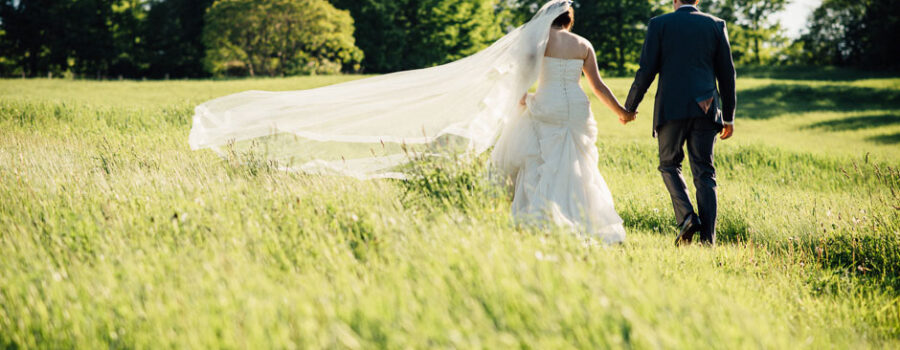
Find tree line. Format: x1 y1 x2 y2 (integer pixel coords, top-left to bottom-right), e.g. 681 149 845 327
0 0 897 79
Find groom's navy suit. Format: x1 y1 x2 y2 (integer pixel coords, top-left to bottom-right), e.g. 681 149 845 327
624 5 736 243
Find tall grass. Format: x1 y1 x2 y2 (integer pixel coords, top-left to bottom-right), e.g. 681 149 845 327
1 74 899 348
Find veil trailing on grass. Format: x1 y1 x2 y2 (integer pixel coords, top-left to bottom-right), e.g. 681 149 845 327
189 0 571 179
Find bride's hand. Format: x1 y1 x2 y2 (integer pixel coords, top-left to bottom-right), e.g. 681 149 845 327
618 109 637 125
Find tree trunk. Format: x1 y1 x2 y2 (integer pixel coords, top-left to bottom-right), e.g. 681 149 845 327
28 48 38 77
277 51 283 77
617 33 625 73
616 3 624 72
752 9 762 65
755 35 761 64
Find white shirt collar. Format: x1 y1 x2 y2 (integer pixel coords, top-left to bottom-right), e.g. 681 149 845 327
679 4 698 10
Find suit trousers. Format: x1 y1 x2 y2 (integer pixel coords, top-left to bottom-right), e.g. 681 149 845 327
657 117 721 243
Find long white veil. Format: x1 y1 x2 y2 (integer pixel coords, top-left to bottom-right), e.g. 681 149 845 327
189 0 571 179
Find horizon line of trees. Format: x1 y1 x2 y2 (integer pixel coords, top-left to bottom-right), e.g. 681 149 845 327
0 0 897 80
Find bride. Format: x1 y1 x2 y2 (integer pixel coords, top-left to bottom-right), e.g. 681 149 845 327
189 0 634 243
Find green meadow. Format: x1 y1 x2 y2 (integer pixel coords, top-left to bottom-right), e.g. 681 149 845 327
1 70 898 348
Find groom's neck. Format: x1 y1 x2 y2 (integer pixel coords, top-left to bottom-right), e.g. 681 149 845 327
673 0 699 10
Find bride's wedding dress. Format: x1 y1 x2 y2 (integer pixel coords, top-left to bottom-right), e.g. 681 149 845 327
492 57 625 243
189 0 625 242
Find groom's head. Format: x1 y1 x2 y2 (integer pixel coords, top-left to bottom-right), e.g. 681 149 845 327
673 0 699 10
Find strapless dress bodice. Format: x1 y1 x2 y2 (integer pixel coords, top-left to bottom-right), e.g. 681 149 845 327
528 57 590 125
537 56 585 85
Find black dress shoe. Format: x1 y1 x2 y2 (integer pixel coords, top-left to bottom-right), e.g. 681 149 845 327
675 214 701 246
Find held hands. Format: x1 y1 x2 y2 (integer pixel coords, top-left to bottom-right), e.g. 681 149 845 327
618 108 637 125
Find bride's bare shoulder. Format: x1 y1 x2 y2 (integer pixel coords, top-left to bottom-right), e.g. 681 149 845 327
548 30 593 59
564 32 594 58
568 32 593 49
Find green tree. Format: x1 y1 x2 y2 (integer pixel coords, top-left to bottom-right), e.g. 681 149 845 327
108 0 148 76
799 1 864 66
0 0 66 76
0 0 152 78
800 0 900 70
706 0 789 65
63 0 116 78
407 0 504 68
142 0 214 78
492 0 665 74
0 26 15 76
329 0 407 73
332 0 505 73
573 0 665 74
203 0 363 77
497 0 545 26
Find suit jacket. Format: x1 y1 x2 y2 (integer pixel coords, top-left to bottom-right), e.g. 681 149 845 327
624 6 736 136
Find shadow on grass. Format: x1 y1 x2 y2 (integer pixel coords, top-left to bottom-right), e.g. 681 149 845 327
716 215 751 244
620 205 750 245
806 114 900 131
738 84 900 120
868 132 900 145
799 231 900 294
619 206 672 236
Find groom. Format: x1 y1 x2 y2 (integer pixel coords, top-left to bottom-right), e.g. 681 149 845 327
624 0 736 246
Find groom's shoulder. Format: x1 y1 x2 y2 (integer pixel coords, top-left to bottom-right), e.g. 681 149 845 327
648 12 726 33
652 11 726 25
649 12 674 23
645 13 671 30
697 11 727 25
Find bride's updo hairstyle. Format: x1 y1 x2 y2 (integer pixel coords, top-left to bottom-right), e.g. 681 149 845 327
552 7 574 30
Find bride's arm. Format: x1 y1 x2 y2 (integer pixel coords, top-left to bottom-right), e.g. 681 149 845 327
583 45 634 123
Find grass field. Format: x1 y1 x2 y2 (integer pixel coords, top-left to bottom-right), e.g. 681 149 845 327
1 69 899 348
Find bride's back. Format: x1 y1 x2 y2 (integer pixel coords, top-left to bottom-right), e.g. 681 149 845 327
544 29 590 61
532 30 593 123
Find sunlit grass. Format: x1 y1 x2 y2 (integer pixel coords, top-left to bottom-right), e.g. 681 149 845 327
1 72 898 348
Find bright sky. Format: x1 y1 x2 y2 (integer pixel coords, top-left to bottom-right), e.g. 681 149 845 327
774 0 823 38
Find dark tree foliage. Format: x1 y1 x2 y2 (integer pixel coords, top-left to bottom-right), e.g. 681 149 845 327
0 27 10 76
0 0 69 77
1 0 897 78
329 0 408 73
0 0 213 78
331 0 504 73
334 0 666 74
496 0 665 74
572 0 664 74
143 0 215 78
800 0 900 70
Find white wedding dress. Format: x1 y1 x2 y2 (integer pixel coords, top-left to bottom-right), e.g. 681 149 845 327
189 0 625 243
492 57 625 243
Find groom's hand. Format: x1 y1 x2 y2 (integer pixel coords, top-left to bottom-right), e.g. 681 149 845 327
619 111 637 125
720 124 734 140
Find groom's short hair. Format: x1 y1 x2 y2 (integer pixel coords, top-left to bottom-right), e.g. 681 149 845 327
680 0 699 4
